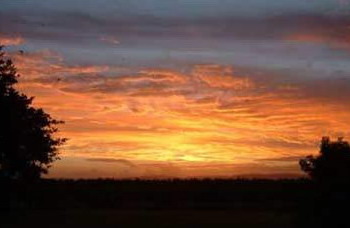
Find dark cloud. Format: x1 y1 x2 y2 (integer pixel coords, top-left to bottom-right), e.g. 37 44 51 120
299 77 350 107
86 158 136 167
201 137 315 152
1 8 350 45
256 156 305 162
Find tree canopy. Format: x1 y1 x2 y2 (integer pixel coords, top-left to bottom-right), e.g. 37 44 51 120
0 46 66 181
300 137 350 184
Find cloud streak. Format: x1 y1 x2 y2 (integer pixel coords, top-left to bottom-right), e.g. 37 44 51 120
0 34 24 46
5 47 349 178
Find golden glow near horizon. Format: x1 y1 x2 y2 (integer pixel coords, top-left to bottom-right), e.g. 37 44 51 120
2 42 348 179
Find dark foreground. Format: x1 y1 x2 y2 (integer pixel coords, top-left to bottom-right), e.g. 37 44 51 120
0 178 329 227
3 209 296 228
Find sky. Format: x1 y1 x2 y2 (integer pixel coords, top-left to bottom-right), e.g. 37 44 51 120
1 0 350 178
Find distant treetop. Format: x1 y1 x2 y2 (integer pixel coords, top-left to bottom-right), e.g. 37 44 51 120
300 137 350 184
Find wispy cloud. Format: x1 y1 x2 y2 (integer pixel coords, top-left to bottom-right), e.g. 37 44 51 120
86 158 136 167
0 34 24 46
100 35 120 45
7 47 350 178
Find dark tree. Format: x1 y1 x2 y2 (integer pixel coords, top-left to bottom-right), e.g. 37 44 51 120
300 136 350 184
0 46 66 181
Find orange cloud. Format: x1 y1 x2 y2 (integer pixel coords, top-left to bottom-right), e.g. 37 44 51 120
10 48 350 179
192 65 254 89
0 34 24 46
285 33 350 49
10 50 111 80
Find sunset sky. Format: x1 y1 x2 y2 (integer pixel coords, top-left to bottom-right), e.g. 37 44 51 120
1 0 350 178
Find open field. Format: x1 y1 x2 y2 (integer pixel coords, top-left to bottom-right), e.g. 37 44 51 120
3 209 296 228
1 179 314 227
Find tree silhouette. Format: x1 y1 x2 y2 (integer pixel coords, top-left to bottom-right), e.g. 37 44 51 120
0 46 66 181
300 137 350 184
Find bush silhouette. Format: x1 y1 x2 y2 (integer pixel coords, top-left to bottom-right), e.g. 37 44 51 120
0 46 66 181
300 137 350 184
